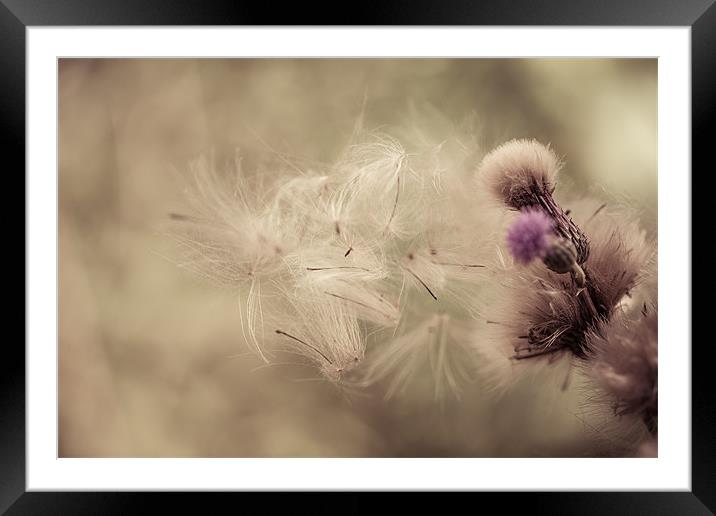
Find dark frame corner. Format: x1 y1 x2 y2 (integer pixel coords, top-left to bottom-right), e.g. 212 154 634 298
4 0 711 513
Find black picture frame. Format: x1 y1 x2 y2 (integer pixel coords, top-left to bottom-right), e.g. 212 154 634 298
4 1 709 513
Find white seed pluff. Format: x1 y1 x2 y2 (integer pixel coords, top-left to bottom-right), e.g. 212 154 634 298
476 139 563 205
169 128 502 386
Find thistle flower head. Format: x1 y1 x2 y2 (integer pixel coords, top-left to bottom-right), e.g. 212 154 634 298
506 208 554 264
473 198 656 390
476 139 590 264
476 138 562 208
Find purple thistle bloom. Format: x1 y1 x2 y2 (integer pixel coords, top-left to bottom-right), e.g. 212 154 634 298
506 208 554 264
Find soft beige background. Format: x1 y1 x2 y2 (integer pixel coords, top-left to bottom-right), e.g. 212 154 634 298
59 59 657 457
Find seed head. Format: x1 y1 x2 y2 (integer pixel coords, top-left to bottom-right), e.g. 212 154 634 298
476 138 562 207
476 139 590 264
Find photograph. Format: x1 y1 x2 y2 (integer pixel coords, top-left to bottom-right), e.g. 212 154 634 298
58 57 658 459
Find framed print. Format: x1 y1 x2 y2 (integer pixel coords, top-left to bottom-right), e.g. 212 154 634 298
5 0 711 513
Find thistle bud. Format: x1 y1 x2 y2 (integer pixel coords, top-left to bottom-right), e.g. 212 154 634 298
544 237 586 287
543 237 576 273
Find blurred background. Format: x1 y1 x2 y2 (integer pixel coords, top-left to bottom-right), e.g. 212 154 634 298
59 59 657 457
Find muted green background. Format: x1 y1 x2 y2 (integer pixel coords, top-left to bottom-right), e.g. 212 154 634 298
59 59 657 457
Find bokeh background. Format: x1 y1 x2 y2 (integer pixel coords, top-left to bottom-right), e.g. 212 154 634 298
59 59 657 457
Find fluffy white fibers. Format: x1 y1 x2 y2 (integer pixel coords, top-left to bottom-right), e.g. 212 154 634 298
476 139 563 209
170 126 503 387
